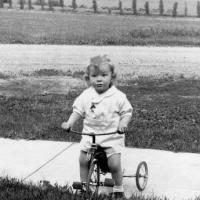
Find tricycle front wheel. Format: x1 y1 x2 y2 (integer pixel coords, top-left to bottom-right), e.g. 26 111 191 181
86 160 100 199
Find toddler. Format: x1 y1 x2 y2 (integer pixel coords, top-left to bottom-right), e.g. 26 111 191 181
61 55 132 199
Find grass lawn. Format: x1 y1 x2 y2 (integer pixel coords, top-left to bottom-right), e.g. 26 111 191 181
1 70 200 153
0 176 174 200
0 10 200 45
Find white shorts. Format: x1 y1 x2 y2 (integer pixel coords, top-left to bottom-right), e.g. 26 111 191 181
80 145 122 158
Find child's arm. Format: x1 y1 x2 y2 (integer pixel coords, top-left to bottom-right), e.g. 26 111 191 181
61 112 82 131
118 114 132 133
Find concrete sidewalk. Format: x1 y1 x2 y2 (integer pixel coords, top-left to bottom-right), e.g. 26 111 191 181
0 138 200 199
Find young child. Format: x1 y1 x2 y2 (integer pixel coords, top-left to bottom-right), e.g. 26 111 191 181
61 55 132 199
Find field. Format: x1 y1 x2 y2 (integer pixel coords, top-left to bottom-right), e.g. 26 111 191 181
1 11 200 45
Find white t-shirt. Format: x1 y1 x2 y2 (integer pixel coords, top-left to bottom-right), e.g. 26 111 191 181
73 85 133 150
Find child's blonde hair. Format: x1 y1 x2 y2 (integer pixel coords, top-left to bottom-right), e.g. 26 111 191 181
84 55 117 82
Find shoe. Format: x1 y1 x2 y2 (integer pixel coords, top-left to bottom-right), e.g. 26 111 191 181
76 188 86 196
113 192 125 200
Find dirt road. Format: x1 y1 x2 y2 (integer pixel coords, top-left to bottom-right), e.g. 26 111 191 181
0 138 199 200
1 45 200 79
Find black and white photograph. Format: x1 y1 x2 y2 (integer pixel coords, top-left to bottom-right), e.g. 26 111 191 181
0 0 200 199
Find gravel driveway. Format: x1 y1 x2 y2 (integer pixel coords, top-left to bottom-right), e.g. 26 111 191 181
1 45 200 79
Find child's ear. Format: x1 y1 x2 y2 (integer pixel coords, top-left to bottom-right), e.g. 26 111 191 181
84 74 90 85
112 72 117 80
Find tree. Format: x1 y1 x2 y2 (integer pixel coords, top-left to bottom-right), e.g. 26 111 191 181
145 1 150 15
8 0 12 8
72 0 77 10
28 0 33 9
184 1 188 17
108 8 111 14
119 0 123 15
159 0 164 16
19 0 24 9
40 0 45 10
172 2 178 17
197 1 200 17
92 0 97 13
60 0 64 8
48 0 54 11
0 0 4 8
132 0 137 15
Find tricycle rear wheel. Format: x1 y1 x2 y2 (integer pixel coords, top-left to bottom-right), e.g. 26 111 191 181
136 161 148 191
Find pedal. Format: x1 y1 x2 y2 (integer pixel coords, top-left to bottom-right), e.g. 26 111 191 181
104 178 114 187
72 182 83 189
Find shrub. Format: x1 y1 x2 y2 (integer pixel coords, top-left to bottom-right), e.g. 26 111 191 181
159 0 164 15
145 1 150 15
132 0 137 15
172 2 178 17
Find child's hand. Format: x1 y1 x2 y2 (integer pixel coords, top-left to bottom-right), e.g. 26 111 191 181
61 122 71 132
118 123 128 134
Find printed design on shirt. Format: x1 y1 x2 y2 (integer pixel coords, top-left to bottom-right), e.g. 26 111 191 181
90 102 97 113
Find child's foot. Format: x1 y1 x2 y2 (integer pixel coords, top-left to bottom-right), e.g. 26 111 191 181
76 188 86 196
113 192 125 200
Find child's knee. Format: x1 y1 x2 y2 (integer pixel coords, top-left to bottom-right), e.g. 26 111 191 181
107 153 122 172
79 151 89 167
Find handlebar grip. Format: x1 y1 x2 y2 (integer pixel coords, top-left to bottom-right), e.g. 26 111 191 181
118 130 125 134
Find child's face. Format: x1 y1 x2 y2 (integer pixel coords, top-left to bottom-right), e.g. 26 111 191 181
89 64 113 94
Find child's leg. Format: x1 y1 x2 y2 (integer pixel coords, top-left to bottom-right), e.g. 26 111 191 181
79 150 89 183
107 153 124 193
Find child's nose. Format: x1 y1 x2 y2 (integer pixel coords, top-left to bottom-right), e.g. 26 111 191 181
97 76 102 81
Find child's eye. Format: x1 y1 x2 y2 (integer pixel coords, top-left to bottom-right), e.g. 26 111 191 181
102 74 107 77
